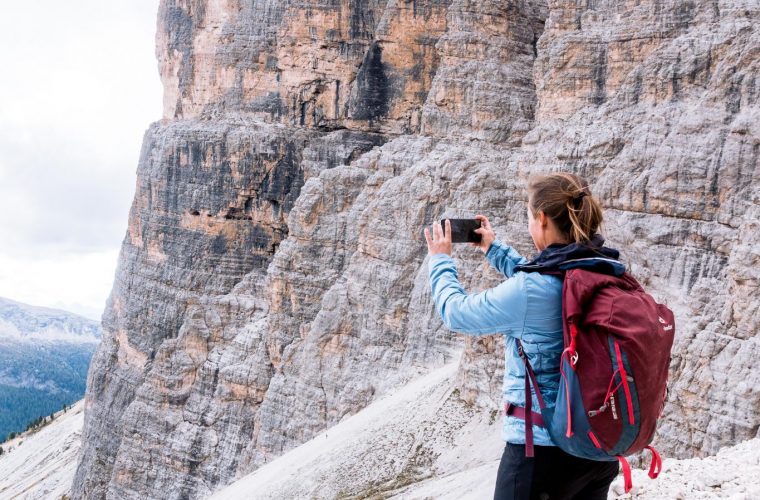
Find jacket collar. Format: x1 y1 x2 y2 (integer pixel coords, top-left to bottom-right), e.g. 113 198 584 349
514 234 625 276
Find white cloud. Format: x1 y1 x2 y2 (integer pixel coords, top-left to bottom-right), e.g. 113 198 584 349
0 0 162 318
0 250 120 322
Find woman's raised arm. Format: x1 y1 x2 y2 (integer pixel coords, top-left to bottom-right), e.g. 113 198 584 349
428 253 527 336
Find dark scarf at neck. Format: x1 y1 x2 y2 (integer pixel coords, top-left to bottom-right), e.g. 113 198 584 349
513 234 625 276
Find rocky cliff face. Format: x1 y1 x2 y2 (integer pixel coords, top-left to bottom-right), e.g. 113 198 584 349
72 1 760 498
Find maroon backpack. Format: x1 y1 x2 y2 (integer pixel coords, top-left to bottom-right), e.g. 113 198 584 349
511 268 676 493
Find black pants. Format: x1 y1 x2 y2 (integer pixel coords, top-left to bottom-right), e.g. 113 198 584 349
493 443 619 500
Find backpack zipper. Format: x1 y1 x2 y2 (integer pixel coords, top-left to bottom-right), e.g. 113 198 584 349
614 341 635 425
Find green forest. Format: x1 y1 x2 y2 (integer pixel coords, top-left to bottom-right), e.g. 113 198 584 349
0 342 95 441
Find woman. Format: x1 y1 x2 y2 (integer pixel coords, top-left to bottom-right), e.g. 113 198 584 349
423 172 621 500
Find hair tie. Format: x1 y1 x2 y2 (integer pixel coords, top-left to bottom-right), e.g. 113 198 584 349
573 191 587 201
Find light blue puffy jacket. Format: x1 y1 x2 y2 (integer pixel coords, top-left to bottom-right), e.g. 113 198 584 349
428 239 563 446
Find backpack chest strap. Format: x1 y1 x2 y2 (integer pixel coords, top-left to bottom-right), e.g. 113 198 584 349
504 402 545 428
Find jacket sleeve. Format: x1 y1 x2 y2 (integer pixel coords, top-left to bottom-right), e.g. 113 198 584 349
428 253 527 336
485 240 529 278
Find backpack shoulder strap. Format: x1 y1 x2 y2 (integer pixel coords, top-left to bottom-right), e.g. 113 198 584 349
509 339 546 457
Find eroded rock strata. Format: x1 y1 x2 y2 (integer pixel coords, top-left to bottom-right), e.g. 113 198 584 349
73 1 759 498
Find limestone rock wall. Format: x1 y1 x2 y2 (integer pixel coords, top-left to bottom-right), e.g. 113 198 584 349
522 0 760 457
73 0 759 498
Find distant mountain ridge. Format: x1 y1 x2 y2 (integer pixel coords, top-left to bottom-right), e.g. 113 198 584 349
0 296 101 344
0 296 101 441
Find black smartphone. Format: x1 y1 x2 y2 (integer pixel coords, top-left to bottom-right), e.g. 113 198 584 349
441 218 482 243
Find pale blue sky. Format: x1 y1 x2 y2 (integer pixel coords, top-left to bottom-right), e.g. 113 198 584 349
0 1 162 320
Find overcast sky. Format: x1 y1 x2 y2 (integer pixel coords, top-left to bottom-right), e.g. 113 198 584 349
0 1 162 321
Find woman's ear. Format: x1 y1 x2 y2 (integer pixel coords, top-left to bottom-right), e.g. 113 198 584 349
537 211 548 228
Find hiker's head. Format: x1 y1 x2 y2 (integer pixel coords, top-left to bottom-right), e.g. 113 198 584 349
527 172 603 250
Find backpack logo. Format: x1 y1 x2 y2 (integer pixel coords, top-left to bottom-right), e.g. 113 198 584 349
659 316 673 331
609 394 618 420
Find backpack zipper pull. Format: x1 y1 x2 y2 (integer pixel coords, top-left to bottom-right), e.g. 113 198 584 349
588 403 608 417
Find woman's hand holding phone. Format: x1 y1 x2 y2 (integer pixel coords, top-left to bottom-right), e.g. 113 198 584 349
424 215 495 256
470 214 496 253
424 219 453 256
